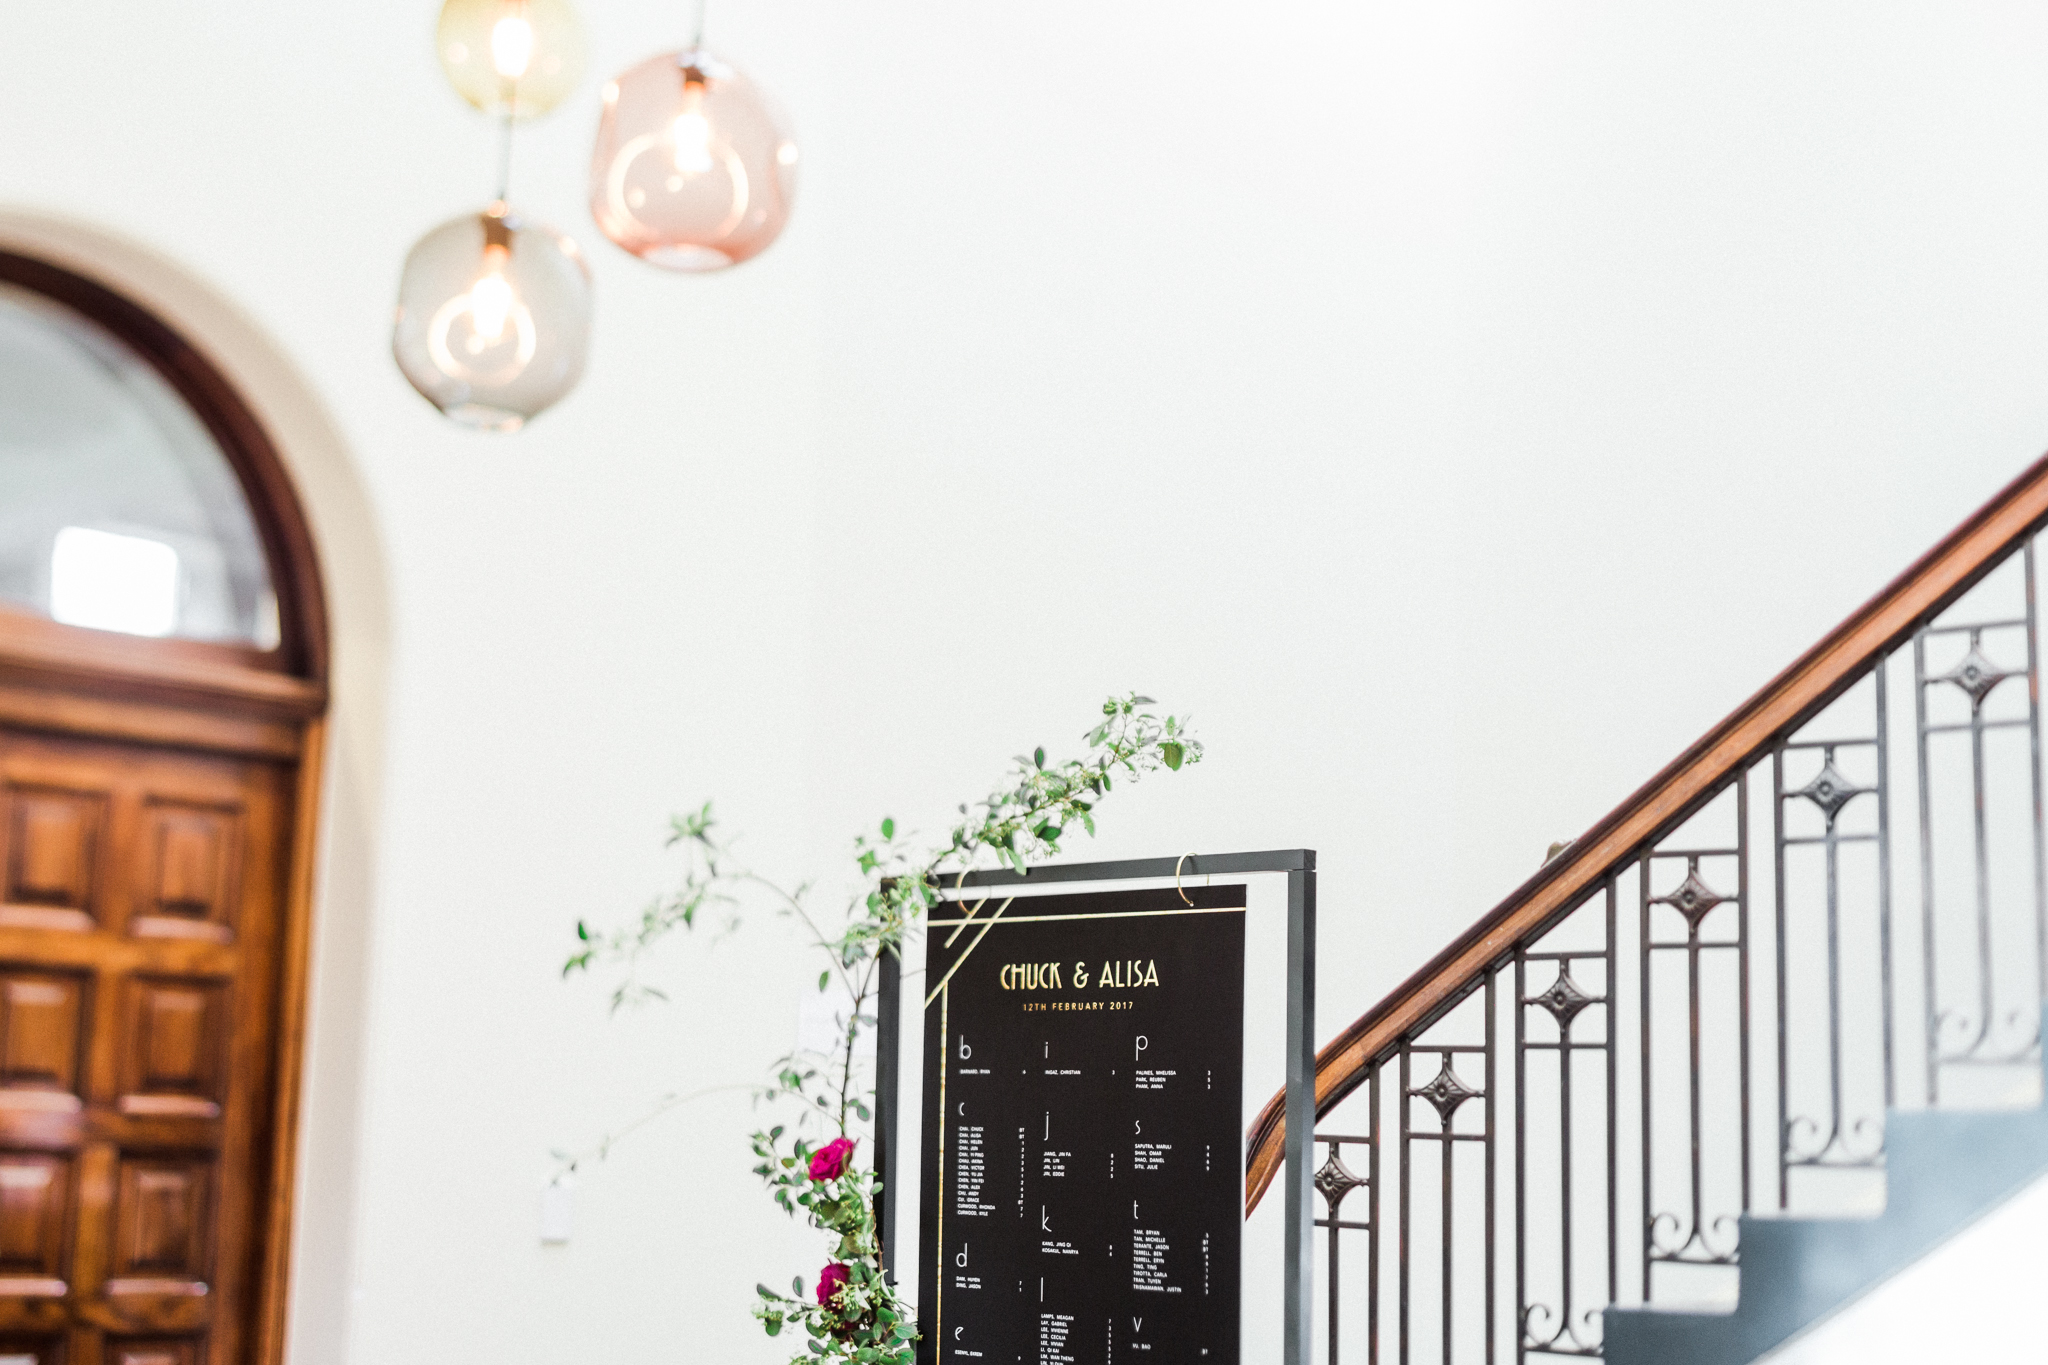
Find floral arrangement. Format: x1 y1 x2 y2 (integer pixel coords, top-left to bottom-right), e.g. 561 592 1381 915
565 694 1203 1365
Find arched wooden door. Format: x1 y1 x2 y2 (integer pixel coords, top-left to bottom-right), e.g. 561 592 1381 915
0 253 328 1365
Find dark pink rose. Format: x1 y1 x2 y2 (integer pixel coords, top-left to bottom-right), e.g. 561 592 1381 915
817 1262 851 1306
809 1136 857 1181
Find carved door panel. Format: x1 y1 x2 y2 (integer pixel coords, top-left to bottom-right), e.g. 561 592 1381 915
0 727 287 1365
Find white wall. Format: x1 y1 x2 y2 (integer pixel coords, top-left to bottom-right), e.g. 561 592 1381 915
7 2 2048 1361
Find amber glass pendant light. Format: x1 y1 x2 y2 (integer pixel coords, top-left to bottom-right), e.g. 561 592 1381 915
437 0 587 119
394 0 594 431
589 1 797 271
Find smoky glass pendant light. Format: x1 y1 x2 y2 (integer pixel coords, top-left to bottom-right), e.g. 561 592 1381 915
393 202 592 432
589 4 797 272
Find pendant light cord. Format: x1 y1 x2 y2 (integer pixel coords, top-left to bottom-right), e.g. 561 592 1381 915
492 0 527 203
495 103 515 202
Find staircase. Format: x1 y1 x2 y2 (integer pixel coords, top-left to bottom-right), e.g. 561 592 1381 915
1605 1020 2048 1363
1245 457 2048 1364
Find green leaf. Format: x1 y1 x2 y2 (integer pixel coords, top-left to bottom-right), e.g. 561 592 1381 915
1033 746 1046 770
794 1276 806 1296
1161 741 1184 770
575 920 589 941
758 1283 780 1300
881 817 895 839
819 970 831 992
1132 694 1156 705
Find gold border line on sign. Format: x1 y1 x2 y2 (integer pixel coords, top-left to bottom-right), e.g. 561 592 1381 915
926 905 1246 927
941 868 989 949
923 893 1243 1324
943 879 1011 951
924 896 1013 1008
935 982 947 1347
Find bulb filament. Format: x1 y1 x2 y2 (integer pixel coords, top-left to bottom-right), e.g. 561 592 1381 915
671 78 714 174
491 11 535 80
468 244 515 349
424 232 538 384
671 112 714 174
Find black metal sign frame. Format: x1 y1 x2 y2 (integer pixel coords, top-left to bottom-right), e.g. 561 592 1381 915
874 849 1316 1365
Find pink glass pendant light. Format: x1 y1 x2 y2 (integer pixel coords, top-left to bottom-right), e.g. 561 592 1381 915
589 45 797 271
393 202 593 432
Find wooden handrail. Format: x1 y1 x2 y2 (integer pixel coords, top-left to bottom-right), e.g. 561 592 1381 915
1244 453 2048 1213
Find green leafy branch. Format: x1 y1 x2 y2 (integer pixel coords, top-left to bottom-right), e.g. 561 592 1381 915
564 693 1203 1365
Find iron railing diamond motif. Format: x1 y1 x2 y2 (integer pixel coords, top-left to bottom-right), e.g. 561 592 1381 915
1411 1056 1482 1124
1939 640 2014 709
1530 966 1596 1029
1791 749 1867 826
1315 1148 1368 1214
1661 867 1725 928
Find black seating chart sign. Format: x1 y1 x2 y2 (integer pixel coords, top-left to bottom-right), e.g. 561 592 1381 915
916 883 1247 1365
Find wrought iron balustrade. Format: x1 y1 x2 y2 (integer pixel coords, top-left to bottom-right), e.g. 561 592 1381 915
1247 458 2048 1364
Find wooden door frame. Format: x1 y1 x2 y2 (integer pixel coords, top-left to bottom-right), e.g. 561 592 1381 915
0 251 332 1364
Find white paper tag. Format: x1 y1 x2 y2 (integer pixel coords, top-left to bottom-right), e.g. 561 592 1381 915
540 1179 574 1245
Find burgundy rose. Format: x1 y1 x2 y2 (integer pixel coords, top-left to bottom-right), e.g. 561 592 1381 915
809 1136 857 1181
817 1262 851 1306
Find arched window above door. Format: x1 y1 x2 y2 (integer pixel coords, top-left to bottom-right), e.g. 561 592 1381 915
0 252 325 683
0 280 278 648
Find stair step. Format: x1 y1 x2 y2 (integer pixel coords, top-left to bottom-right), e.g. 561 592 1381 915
1605 1007 2048 1365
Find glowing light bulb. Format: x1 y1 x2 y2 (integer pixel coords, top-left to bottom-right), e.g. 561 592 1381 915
437 0 587 118
467 244 515 347
671 109 714 174
490 13 535 79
